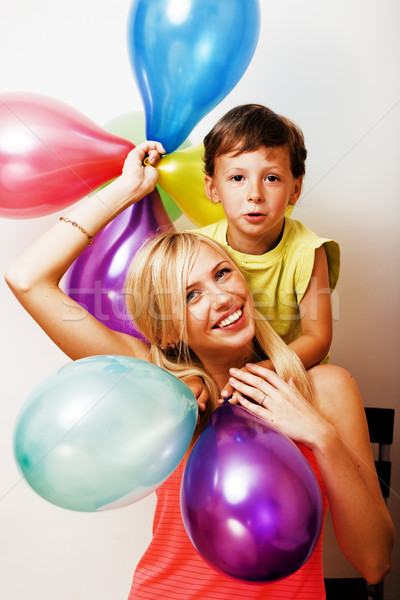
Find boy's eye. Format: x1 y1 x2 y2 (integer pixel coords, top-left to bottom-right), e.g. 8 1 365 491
266 175 279 182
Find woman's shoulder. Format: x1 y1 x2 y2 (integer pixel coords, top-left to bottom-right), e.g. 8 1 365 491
307 364 365 429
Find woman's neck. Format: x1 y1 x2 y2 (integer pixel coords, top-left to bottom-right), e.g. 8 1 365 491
200 342 261 393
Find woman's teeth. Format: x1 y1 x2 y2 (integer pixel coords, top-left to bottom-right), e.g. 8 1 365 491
217 308 242 328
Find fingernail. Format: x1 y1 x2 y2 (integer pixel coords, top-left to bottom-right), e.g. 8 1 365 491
229 368 238 374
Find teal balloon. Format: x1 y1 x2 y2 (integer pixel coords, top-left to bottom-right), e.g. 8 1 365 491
127 0 261 153
14 356 198 512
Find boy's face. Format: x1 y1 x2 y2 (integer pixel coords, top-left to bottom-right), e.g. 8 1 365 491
204 146 302 255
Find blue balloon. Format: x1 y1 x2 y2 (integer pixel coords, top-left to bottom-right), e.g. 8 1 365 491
14 356 198 512
127 0 261 153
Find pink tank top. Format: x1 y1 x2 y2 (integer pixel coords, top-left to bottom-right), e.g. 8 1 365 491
128 444 328 599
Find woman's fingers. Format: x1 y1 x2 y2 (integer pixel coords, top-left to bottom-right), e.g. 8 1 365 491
127 141 166 165
245 363 291 389
138 140 166 155
244 364 304 399
229 365 306 410
237 395 273 422
229 367 278 397
146 143 166 166
228 374 271 407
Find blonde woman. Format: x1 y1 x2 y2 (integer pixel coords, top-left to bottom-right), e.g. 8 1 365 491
5 142 394 600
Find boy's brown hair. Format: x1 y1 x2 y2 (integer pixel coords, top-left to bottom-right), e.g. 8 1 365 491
203 104 307 179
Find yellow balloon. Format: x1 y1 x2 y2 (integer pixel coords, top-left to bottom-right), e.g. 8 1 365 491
156 144 225 227
156 144 295 227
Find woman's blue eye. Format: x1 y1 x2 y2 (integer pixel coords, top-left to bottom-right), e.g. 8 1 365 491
216 268 231 281
186 290 197 304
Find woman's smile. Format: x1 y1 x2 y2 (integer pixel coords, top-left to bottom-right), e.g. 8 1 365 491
213 306 244 329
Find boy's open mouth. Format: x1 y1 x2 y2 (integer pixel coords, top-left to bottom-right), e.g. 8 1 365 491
244 213 265 221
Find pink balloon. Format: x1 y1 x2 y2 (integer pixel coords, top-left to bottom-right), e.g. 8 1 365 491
0 92 134 219
64 188 174 340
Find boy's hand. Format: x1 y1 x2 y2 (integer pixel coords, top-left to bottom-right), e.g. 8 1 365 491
220 360 275 404
183 376 209 416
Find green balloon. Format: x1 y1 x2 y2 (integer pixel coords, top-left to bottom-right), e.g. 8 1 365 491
14 356 198 512
104 111 190 222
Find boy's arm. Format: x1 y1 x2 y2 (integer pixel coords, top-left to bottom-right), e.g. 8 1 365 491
221 246 332 400
182 376 209 420
289 245 333 368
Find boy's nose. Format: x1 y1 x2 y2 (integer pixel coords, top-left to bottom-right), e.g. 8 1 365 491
248 194 263 203
248 183 264 203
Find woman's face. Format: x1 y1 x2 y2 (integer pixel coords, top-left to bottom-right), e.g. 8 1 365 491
184 243 256 362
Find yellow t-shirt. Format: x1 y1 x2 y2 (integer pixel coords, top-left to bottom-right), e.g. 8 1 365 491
195 218 340 347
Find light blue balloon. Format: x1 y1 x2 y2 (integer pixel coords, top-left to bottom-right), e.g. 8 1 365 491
127 0 261 154
14 356 198 512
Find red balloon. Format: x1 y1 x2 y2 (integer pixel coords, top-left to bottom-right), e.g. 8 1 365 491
0 92 134 219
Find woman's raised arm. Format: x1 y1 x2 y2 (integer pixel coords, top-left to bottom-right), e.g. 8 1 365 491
5 141 165 361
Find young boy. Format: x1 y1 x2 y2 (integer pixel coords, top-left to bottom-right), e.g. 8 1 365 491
196 104 340 375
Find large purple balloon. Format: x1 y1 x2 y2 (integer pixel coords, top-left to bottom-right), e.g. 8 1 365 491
181 403 324 583
64 189 174 340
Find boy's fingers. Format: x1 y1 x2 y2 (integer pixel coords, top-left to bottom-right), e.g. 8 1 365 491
230 391 241 405
221 383 234 397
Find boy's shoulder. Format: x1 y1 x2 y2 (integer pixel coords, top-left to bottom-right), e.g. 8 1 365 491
285 218 333 248
286 218 340 292
285 217 316 239
193 219 228 245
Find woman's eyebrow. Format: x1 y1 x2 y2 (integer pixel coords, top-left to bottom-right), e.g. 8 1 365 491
186 260 228 289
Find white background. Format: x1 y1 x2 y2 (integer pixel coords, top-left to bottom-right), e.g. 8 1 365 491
0 0 399 598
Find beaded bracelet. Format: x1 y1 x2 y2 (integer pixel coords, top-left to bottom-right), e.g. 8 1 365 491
59 217 94 245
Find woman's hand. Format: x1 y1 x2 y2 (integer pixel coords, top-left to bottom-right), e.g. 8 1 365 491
120 141 166 198
220 359 275 404
228 363 330 448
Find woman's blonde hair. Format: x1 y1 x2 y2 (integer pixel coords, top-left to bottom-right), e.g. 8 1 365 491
125 231 313 439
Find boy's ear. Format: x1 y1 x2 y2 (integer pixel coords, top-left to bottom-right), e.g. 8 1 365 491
204 175 221 204
288 177 303 205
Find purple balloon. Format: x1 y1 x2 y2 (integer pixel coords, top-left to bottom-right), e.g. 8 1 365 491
181 403 323 583
64 188 174 340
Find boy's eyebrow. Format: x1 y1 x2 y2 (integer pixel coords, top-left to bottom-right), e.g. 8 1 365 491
223 164 286 174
